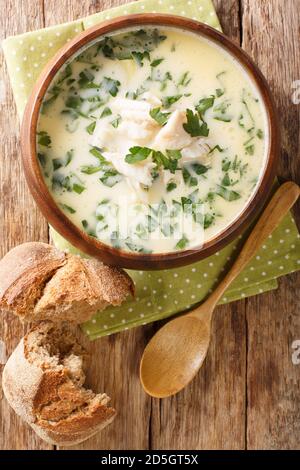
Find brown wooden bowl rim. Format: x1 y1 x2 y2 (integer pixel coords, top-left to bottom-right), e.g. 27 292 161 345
21 13 280 270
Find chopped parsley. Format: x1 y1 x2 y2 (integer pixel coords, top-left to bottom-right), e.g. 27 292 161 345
177 71 191 87
86 121 96 135
196 96 215 117
182 167 198 187
149 107 171 126
150 58 164 67
60 203 76 214
166 181 177 192
216 185 241 201
125 146 152 164
176 235 189 250
100 107 112 118
162 94 183 109
37 131 52 148
183 109 209 137
102 77 121 97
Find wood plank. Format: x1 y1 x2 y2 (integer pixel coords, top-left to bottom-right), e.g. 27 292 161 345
42 0 152 451
0 0 50 450
241 0 300 449
150 0 247 450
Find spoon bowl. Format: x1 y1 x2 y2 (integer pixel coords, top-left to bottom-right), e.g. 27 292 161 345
140 314 211 398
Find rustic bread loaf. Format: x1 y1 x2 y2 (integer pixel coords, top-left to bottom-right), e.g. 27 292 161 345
0 242 134 323
2 321 116 446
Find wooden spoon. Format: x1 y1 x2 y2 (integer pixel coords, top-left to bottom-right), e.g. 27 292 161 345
140 182 300 398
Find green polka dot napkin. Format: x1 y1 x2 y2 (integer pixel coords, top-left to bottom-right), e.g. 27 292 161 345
2 0 300 340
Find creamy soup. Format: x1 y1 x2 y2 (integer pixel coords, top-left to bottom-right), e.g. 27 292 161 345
37 27 268 254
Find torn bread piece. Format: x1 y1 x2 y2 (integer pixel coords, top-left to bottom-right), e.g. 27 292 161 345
2 321 116 446
0 242 134 323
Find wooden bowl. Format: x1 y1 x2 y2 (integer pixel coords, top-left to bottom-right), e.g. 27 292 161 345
21 14 280 270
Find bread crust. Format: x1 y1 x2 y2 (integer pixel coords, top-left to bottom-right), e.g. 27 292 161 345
2 322 116 446
0 242 134 323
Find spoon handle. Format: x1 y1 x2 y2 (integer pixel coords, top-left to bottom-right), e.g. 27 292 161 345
206 182 300 308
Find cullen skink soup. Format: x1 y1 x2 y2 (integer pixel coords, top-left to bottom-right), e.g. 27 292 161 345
37 27 268 254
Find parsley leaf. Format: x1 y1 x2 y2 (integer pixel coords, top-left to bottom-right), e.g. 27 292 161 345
182 167 198 187
80 165 102 174
60 203 76 214
131 50 150 66
78 69 95 87
100 107 112 118
125 146 152 164
162 94 183 109
150 58 164 67
191 163 209 175
37 131 52 148
176 235 189 250
150 107 171 126
86 121 96 135
177 72 191 87
167 181 177 192
102 77 121 97
216 185 241 201
111 115 121 128
196 96 215 116
183 109 209 137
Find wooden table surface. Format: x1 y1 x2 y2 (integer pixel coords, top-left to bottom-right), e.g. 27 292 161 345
0 0 299 450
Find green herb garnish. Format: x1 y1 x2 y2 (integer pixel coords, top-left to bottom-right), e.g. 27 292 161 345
257 129 263 139
111 115 121 128
125 146 152 164
60 203 76 214
78 69 95 87
177 72 191 87
196 96 215 117
150 58 164 67
37 152 47 168
162 94 183 109
166 181 177 192
86 121 96 135
132 50 150 67
191 163 209 175
102 77 121 97
100 107 112 118
37 131 52 148
149 107 171 126
216 185 241 201
182 167 198 187
183 109 209 137
176 235 189 250
209 145 224 154
80 165 102 174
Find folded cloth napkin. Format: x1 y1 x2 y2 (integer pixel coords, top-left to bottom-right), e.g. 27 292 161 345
2 0 300 340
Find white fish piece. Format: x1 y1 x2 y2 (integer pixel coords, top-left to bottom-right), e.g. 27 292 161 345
141 91 162 107
103 151 156 187
89 120 114 149
118 119 157 145
180 139 211 164
112 97 152 121
153 110 193 150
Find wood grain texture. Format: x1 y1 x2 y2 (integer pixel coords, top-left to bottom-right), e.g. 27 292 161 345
0 0 50 450
242 0 300 450
0 0 299 451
